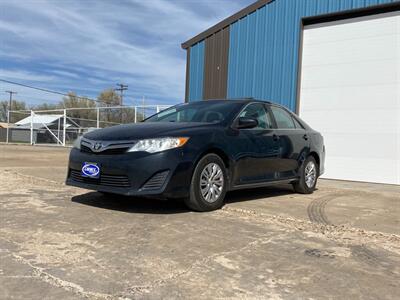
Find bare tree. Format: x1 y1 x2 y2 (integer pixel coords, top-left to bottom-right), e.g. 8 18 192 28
0 100 27 123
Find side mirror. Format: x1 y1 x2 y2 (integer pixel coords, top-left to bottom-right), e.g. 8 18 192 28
236 117 258 129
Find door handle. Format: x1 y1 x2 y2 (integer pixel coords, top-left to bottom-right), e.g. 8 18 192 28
303 134 308 140
273 134 279 141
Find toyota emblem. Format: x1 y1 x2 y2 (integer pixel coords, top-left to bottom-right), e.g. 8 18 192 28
93 142 103 151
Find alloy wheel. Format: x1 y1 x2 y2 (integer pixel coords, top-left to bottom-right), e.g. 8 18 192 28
305 161 317 188
200 163 224 203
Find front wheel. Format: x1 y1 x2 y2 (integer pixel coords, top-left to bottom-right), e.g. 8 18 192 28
293 156 318 194
185 154 227 212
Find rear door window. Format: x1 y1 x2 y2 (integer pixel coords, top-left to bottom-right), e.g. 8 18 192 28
292 117 304 129
270 106 295 129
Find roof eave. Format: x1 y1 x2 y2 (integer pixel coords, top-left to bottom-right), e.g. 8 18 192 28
181 0 273 49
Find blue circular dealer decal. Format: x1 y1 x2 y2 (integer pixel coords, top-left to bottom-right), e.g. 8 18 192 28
82 163 100 177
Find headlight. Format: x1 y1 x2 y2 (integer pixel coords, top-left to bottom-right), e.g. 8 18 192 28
73 136 83 150
128 137 189 153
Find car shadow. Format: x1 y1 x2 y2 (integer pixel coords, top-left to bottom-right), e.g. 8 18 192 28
71 184 302 214
225 184 296 204
71 192 189 214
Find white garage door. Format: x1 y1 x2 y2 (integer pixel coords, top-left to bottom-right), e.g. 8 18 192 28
299 12 400 185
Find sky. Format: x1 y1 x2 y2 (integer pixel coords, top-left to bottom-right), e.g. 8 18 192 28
0 0 253 107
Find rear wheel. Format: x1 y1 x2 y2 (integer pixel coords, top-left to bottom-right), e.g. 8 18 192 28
293 156 318 194
185 154 227 212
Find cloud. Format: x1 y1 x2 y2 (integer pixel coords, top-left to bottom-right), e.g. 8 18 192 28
0 0 253 105
0 69 55 82
50 70 80 79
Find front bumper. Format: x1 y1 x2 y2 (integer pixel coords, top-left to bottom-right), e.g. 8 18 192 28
66 148 195 198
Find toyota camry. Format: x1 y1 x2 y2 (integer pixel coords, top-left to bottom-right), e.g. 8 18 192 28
66 99 325 211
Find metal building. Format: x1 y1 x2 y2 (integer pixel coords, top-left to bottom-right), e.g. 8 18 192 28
182 0 400 185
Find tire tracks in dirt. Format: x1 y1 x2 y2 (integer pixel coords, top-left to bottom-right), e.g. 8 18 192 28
307 194 335 225
220 206 400 248
306 193 396 273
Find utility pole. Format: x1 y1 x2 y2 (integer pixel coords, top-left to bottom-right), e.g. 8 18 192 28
5 91 17 144
142 96 145 122
115 84 128 124
5 91 17 124
115 83 128 106
5 90 17 112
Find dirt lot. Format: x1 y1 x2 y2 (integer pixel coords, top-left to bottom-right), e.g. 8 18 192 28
0 144 399 299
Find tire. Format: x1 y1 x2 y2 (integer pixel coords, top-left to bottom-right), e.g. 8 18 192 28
293 156 318 194
184 154 228 212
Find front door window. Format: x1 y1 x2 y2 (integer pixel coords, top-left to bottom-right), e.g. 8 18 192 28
239 103 273 129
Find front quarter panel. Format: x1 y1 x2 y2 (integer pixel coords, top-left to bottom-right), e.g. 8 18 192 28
182 126 236 186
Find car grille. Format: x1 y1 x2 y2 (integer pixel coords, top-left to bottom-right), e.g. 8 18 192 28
81 145 129 155
69 169 130 188
141 171 169 191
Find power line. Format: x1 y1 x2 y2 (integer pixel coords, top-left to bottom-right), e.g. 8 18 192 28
0 79 101 103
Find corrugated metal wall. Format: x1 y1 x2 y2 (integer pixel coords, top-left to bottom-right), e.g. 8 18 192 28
227 0 395 111
203 27 230 100
188 41 205 102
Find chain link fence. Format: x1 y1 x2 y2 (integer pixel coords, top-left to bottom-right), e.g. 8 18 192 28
1 105 171 146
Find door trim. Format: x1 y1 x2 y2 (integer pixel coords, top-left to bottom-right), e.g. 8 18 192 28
230 178 298 190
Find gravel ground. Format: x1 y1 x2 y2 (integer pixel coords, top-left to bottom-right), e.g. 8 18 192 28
0 144 399 299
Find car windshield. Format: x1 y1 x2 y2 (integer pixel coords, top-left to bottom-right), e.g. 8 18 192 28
145 101 241 123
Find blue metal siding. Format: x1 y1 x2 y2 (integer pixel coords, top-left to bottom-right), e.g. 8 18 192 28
188 41 205 102
227 0 395 111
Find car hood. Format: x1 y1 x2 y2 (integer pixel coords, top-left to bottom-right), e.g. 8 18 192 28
83 122 214 141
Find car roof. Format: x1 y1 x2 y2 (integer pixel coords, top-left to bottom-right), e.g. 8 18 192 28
202 98 273 105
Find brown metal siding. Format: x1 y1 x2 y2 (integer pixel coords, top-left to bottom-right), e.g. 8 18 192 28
184 48 190 102
203 27 230 100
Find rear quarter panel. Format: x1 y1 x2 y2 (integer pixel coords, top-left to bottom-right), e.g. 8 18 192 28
309 131 325 176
